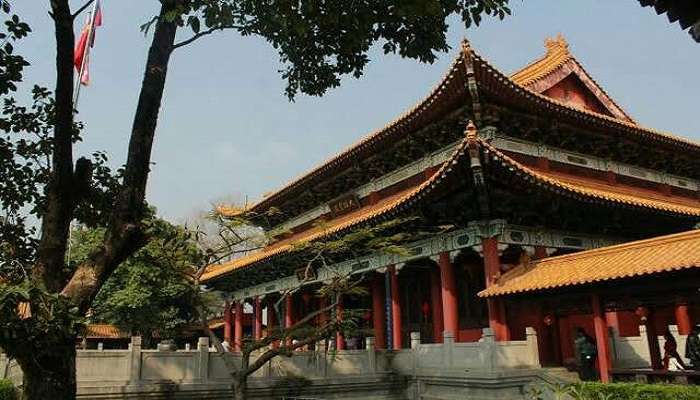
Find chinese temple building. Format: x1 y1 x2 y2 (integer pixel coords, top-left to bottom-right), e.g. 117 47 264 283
202 35 700 382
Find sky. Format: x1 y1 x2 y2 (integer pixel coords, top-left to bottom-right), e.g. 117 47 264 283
13 1 700 223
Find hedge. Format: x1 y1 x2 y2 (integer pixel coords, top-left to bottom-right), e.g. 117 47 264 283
0 380 16 400
570 382 700 400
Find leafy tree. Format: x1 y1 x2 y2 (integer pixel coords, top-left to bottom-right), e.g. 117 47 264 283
69 217 201 347
185 211 416 400
0 0 511 398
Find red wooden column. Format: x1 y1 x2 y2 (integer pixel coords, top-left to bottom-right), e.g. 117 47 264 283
605 309 620 337
285 294 294 347
223 300 232 345
532 246 550 362
254 297 262 340
429 267 444 343
389 264 403 349
482 237 510 341
371 275 387 349
438 252 458 340
675 298 693 335
318 296 328 327
268 297 279 349
336 297 345 350
591 293 611 383
234 301 243 352
533 245 548 260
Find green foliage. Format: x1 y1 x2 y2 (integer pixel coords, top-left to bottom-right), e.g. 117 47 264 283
570 382 700 400
68 217 202 342
151 0 511 99
532 382 700 400
0 379 16 400
0 279 84 359
0 2 120 279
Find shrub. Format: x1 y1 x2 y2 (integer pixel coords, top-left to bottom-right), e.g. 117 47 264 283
0 380 16 400
570 382 700 400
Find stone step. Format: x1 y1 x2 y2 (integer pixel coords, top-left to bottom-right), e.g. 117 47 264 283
542 367 580 384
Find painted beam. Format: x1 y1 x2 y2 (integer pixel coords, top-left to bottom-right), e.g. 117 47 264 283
226 221 623 301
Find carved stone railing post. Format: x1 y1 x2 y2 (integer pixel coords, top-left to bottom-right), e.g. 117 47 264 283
129 336 143 384
410 332 421 374
410 331 421 350
0 352 7 379
197 337 209 382
638 324 651 363
366 337 376 373
608 325 619 366
442 331 455 369
317 339 328 377
525 327 540 367
479 328 495 370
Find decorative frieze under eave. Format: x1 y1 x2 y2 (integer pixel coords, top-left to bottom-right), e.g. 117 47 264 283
266 130 700 238
226 220 623 301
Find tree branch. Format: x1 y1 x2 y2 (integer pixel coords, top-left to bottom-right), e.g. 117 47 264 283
72 0 95 20
245 327 332 376
173 24 242 50
61 1 179 311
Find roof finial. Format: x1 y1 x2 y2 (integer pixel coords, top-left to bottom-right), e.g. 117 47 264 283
544 33 569 55
465 120 478 143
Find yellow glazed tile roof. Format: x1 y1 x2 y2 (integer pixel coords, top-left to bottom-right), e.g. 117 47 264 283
221 37 698 218
479 229 700 298
509 34 634 122
82 324 130 339
510 34 574 87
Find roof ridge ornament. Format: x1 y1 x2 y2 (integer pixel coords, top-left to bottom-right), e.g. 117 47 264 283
544 33 570 55
465 120 479 145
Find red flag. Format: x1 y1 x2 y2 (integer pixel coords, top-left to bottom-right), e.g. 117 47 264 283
74 25 89 72
74 0 102 86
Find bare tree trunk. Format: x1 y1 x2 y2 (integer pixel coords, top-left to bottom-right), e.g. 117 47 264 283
232 377 247 400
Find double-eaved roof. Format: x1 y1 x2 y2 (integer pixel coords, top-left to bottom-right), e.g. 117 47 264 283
203 36 700 284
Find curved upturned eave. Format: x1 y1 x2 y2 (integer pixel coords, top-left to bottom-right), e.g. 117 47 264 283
237 50 472 217
201 126 477 283
229 40 700 220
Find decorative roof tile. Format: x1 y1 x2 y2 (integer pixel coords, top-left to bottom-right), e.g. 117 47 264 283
478 229 700 297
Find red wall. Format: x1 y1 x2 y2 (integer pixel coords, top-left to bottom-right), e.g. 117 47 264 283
542 74 609 115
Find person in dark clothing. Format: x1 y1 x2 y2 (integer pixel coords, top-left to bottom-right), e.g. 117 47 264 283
686 324 700 369
662 328 687 370
574 328 597 381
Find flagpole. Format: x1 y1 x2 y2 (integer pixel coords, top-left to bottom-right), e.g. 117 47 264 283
73 0 99 111
68 0 99 266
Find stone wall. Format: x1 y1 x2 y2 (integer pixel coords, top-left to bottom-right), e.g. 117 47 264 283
1 327 550 399
609 324 689 369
